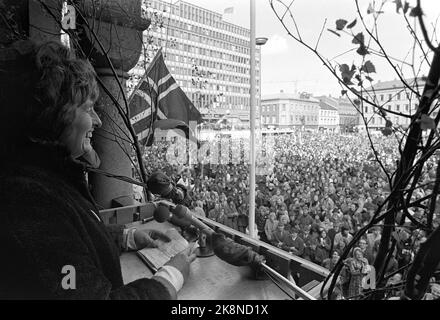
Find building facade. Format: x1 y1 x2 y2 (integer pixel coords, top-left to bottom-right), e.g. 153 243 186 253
318 96 360 131
261 91 320 129
131 0 261 127
318 102 339 131
362 78 426 129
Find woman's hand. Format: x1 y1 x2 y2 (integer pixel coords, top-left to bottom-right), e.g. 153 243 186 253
133 229 171 249
165 244 198 281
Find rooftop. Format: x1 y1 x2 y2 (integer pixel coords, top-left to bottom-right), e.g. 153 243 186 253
262 91 320 103
366 77 426 91
319 101 338 111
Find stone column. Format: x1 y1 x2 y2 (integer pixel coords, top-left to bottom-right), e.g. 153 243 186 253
28 0 62 43
77 0 149 208
0 0 62 45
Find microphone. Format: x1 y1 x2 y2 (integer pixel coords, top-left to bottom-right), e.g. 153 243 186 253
153 202 213 235
172 205 214 236
147 172 187 204
153 202 192 228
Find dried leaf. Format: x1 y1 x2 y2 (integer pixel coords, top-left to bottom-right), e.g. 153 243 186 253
409 6 423 17
340 64 350 74
352 32 365 45
341 90 348 95
394 0 403 13
340 64 356 85
366 75 374 82
357 44 369 56
383 127 393 136
353 99 361 106
417 114 436 130
336 19 348 30
366 4 384 15
327 28 341 37
403 1 410 14
347 18 357 29
361 60 376 73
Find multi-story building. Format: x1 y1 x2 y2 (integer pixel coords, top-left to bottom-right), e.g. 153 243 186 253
132 0 261 127
362 78 426 129
318 96 360 131
318 101 339 132
261 91 320 129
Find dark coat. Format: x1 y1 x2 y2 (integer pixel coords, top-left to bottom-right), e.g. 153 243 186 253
0 142 175 299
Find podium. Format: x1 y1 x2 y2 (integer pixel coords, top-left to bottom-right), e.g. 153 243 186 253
101 203 331 300
120 220 290 300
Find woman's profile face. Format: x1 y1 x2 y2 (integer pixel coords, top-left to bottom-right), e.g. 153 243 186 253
60 99 102 158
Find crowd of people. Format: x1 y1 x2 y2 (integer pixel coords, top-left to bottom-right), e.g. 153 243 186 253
142 130 440 299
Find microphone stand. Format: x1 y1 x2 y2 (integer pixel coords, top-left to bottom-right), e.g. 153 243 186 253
195 231 214 257
259 263 316 300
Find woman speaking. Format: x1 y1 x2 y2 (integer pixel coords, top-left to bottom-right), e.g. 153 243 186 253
0 40 195 299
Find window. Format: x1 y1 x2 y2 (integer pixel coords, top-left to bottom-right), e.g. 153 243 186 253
405 104 409 112
365 106 368 113
380 94 384 101
396 104 400 111
388 94 392 101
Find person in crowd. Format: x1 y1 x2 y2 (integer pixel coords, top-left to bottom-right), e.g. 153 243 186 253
208 203 221 221
0 40 196 299
384 273 403 299
193 200 206 218
423 283 440 300
366 226 381 251
282 227 305 257
264 212 279 243
237 202 249 234
216 208 228 226
256 206 269 241
223 198 239 230
315 229 332 264
347 247 370 299
303 238 319 264
323 251 340 271
358 238 374 264
278 213 291 233
271 223 289 249
333 225 354 255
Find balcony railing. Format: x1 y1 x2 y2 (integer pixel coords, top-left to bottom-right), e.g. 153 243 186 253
100 202 334 299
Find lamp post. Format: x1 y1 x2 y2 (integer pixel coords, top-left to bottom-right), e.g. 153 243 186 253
249 1 268 239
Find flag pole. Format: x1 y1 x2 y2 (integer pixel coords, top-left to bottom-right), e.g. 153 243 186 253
249 0 257 239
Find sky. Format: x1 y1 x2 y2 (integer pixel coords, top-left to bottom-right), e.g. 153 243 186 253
179 0 440 97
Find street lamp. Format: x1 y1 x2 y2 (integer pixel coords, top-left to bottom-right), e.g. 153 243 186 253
256 37 268 46
249 1 269 239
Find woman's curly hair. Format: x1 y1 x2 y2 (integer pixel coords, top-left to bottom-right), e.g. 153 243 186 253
0 39 99 151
